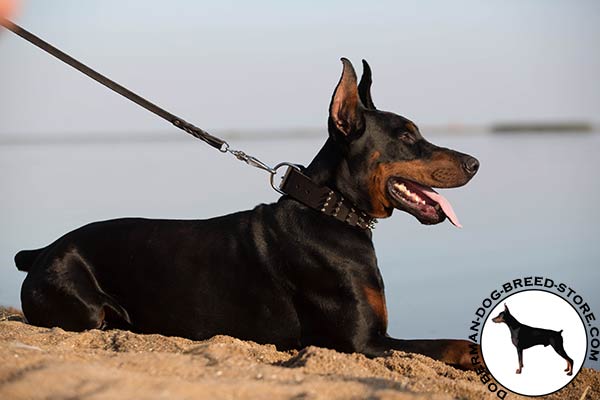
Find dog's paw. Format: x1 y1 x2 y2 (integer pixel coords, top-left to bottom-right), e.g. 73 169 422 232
435 339 482 371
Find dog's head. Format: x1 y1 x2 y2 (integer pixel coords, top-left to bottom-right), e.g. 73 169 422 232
492 304 511 323
327 58 479 226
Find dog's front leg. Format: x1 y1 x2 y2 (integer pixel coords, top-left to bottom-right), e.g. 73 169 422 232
366 336 480 371
516 348 523 374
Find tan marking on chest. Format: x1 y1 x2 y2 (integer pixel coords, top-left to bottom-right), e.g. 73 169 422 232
363 285 388 331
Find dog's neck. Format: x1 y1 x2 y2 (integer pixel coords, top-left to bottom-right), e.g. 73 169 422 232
304 138 341 185
503 312 522 329
304 138 369 213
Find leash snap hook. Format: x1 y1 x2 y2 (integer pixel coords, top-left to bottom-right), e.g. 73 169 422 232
226 148 275 173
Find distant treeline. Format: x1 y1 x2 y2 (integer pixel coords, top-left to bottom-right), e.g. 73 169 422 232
491 122 592 133
1 122 598 145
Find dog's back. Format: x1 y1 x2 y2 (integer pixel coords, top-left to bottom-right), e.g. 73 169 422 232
517 324 563 349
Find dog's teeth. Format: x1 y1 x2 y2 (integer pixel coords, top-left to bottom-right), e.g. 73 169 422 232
393 183 407 194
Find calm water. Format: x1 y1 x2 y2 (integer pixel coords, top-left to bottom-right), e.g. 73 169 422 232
1 132 599 360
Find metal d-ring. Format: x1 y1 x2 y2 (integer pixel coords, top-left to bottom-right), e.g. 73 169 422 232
270 162 302 195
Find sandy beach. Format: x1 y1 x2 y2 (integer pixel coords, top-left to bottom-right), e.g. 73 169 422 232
0 307 597 400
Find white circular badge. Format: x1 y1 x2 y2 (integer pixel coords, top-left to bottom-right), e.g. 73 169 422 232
480 290 587 396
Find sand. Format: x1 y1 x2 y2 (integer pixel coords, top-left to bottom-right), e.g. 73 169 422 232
0 307 597 400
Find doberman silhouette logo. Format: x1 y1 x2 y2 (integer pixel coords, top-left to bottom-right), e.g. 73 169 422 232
481 290 587 396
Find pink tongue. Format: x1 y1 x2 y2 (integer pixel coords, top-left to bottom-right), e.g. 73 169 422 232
420 187 462 228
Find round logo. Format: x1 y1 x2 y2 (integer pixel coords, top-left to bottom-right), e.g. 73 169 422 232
480 290 587 396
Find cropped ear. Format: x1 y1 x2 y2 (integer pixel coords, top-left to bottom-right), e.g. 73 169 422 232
358 59 376 110
504 303 509 312
329 58 364 136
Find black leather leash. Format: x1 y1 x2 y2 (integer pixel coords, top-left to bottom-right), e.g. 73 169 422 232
0 19 376 230
0 18 226 150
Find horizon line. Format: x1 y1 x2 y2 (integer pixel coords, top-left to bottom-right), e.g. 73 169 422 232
0 121 596 145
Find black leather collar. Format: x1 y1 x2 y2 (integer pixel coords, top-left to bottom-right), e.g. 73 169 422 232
279 167 377 230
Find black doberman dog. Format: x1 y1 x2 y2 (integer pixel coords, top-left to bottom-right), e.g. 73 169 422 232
492 304 574 375
15 59 479 369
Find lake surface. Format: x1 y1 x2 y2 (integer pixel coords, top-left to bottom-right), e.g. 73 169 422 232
1 132 599 365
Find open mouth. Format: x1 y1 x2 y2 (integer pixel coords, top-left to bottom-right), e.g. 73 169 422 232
386 178 462 227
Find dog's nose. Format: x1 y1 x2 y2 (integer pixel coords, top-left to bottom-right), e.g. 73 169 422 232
462 156 480 176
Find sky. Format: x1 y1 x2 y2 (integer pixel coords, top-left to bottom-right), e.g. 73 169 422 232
1 0 599 136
